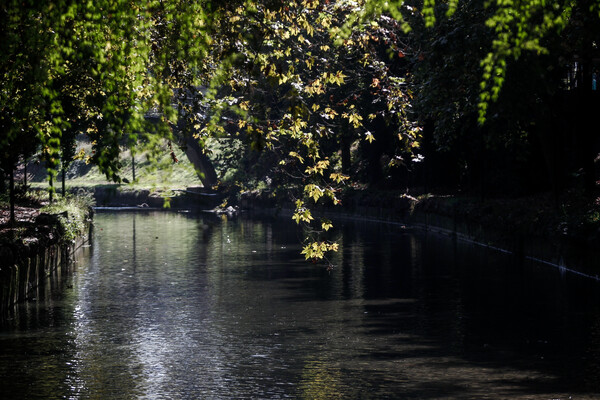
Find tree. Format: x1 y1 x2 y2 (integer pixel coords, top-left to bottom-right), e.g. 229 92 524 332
0 0 218 197
0 1 53 219
3 0 600 257
198 0 420 261
359 0 600 198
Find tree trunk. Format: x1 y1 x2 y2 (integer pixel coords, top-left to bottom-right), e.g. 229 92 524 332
581 91 598 196
579 49 598 196
23 159 27 188
62 167 66 197
9 166 15 226
0 168 5 194
49 174 54 203
182 134 218 188
341 122 351 175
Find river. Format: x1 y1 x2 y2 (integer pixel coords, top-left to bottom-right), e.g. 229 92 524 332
1 211 599 399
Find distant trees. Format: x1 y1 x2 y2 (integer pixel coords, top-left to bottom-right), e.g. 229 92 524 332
407 0 538 195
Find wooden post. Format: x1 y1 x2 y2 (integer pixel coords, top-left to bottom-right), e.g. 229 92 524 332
132 152 136 182
49 174 54 203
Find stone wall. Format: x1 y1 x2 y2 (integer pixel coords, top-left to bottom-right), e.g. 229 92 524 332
0 220 91 319
242 192 600 280
85 186 222 209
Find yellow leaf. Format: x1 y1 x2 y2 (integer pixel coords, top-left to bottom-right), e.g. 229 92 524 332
293 213 302 224
330 173 349 183
289 151 304 163
305 58 315 70
323 107 338 120
305 184 323 202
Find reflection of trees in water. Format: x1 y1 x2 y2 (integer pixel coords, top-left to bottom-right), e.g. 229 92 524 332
298 358 343 400
132 213 136 271
335 222 420 300
583 313 600 391
0 275 83 398
324 227 361 300
68 212 216 398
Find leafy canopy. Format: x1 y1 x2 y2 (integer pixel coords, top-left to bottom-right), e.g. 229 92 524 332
200 0 420 262
2 0 595 261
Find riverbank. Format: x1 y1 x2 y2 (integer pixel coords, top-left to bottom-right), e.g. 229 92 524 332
238 187 600 278
28 185 223 210
19 182 599 279
0 195 93 318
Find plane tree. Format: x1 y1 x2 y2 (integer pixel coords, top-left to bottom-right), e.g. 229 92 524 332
199 0 421 261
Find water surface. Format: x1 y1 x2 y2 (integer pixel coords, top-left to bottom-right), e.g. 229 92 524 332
1 211 599 399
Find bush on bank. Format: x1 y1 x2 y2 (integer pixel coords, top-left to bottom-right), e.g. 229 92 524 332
38 194 95 243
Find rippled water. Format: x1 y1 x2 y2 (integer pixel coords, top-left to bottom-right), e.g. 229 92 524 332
1 211 600 399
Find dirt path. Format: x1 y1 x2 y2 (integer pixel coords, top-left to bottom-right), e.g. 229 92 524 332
0 206 41 232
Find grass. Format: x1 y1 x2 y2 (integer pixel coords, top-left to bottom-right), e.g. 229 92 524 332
29 143 204 192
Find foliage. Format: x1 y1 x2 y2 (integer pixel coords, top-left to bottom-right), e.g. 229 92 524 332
364 0 597 123
0 0 218 185
201 0 421 262
40 193 94 242
3 0 600 262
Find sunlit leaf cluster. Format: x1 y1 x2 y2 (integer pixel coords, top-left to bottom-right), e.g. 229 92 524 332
201 0 421 263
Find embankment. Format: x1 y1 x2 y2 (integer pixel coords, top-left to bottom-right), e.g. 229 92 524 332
0 210 92 319
239 189 600 279
75 185 222 209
